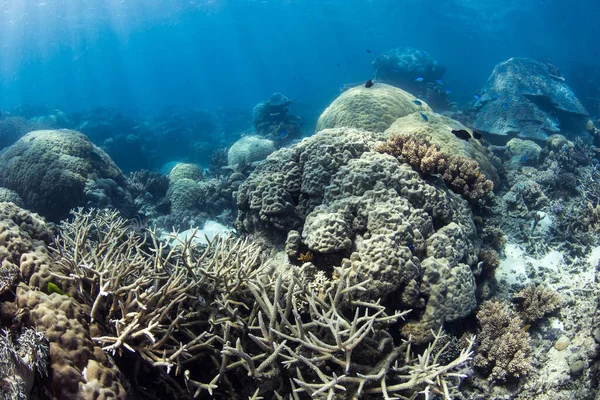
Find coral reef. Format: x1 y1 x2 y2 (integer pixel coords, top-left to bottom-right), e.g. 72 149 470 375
0 130 135 221
2 207 476 399
315 83 431 133
252 93 303 143
0 187 24 207
0 327 49 400
168 163 203 183
377 133 494 200
0 116 38 150
383 111 499 183
227 135 276 169
473 58 589 142
474 301 532 381
237 127 481 344
372 47 450 110
513 284 562 323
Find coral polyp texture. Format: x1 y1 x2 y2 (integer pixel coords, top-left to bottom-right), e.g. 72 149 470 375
0 129 134 221
315 82 432 133
236 127 482 343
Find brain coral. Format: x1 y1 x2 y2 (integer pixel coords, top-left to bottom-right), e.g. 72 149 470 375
0 130 134 222
236 127 479 343
315 83 432 133
384 112 498 183
227 135 276 167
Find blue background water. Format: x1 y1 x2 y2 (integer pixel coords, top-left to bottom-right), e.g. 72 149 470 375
0 0 598 118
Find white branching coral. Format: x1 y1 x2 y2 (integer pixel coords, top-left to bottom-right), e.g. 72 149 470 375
50 208 474 399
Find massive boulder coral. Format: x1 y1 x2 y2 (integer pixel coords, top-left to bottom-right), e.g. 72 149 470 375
315 83 431 133
227 135 276 168
236 127 480 343
0 130 135 221
473 57 589 142
0 202 55 296
0 204 128 399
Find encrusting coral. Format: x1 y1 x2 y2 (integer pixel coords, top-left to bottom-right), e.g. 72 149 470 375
376 133 494 200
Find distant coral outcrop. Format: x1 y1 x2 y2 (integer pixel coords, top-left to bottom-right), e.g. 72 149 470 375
0 129 135 221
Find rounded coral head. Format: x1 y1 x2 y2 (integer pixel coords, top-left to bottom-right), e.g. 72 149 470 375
316 83 431 133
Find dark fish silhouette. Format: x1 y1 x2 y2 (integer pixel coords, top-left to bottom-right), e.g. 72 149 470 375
472 130 483 140
129 214 149 231
420 113 428 122
366 49 372 54
452 129 472 141
413 100 423 106
365 79 374 88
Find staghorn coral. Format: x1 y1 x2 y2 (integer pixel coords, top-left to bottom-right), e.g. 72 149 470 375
474 300 532 382
513 284 562 323
316 83 431 133
377 133 494 200
45 208 475 399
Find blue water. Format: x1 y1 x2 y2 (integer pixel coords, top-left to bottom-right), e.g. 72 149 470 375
0 0 598 118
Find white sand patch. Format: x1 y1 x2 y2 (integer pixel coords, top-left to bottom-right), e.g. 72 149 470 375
588 246 600 267
496 242 564 287
164 221 235 246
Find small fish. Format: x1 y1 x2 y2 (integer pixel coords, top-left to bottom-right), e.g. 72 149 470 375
472 130 483 140
339 84 344 91
420 113 429 122
474 93 481 100
48 282 67 296
278 131 289 139
198 295 207 307
451 129 472 141
521 154 529 164
418 51 424 57
503 102 509 110
129 214 148 232
365 79 374 88
269 112 281 116
498 66 507 73
445 89 452 95
414 77 424 82
366 49 372 54
413 100 423 106
434 79 443 84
